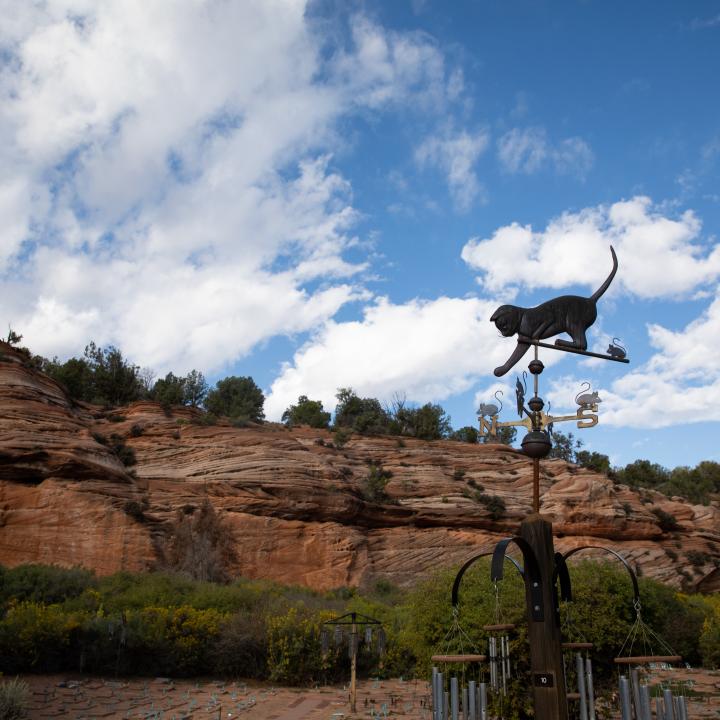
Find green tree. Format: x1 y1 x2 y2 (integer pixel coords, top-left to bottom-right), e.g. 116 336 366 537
333 388 390 435
205 376 265 423
43 357 93 401
575 450 611 475
83 342 143 406
451 426 479 443
282 396 331 429
480 426 516 445
614 459 669 489
152 373 186 408
392 402 452 440
548 430 583 462
6 327 23 346
183 370 208 408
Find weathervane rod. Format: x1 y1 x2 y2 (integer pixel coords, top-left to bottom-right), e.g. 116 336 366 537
521 338 630 363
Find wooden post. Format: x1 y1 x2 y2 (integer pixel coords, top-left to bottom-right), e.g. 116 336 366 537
519 514 568 720
350 615 357 713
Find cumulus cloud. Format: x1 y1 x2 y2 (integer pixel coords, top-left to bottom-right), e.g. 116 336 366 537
415 127 490 211
0 2 462 373
461 196 720 299
497 127 594 178
542 291 720 429
265 295 513 420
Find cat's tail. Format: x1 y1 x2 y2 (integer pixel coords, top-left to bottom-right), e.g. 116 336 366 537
590 246 618 302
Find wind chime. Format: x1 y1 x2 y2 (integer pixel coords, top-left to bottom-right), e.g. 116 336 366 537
430 552 525 720
320 612 385 714
614 598 687 720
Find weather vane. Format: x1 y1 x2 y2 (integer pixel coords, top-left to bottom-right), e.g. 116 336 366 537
478 246 629 512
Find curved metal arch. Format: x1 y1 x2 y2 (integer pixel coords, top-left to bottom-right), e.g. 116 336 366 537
491 536 544 621
554 552 572 603
451 551 523 610
562 545 640 605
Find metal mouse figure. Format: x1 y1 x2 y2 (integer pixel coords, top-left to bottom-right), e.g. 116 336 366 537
575 382 602 409
607 337 626 360
478 390 503 417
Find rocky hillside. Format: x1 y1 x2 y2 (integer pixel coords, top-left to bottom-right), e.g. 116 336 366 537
0 342 718 592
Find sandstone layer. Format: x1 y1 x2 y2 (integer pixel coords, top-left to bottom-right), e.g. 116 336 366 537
0 342 718 592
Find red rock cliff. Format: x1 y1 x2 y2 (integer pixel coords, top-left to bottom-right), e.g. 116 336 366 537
0 342 718 591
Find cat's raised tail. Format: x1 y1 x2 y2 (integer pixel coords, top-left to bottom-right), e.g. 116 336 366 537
590 246 618 302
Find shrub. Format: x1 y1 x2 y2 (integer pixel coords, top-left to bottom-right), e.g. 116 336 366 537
266 608 343 685
334 388 390 435
362 463 393 503
686 550 711 567
333 427 351 448
651 508 679 532
0 564 95 608
0 676 29 720
0 602 84 673
213 611 267 677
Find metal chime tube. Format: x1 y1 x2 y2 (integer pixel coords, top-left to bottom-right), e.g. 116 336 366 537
479 682 488 720
505 634 511 679
663 688 675 720
501 636 508 694
656 697 663 720
488 638 496 691
585 658 596 720
619 676 632 720
468 680 476 720
445 690 450 720
677 694 688 720
639 684 652 720
462 686 469 720
435 670 444 720
575 653 588 720
432 668 439 720
451 676 459 720
630 669 642 720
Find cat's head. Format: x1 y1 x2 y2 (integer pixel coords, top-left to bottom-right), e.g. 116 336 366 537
490 305 521 337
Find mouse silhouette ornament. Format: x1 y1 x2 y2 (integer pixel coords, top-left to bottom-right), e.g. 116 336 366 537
490 247 618 376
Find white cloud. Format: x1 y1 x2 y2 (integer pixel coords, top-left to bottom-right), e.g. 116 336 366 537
415 127 489 211
497 127 594 178
553 137 594 178
265 296 512 420
461 196 720 299
497 127 547 174
0 2 462 373
540 292 720 430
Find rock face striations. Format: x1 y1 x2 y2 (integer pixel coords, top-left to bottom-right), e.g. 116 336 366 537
0 342 718 592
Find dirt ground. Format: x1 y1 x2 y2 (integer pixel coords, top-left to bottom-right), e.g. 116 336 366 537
15 669 720 719
18 675 431 720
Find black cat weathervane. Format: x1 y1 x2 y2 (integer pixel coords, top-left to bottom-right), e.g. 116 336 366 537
479 245 630 510
490 246 629 377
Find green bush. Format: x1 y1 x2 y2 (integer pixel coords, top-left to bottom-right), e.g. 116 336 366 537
362 463 393 503
282 395 331 429
0 564 96 609
0 602 84 672
266 608 343 685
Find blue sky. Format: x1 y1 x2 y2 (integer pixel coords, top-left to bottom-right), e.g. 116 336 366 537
1 1 720 468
